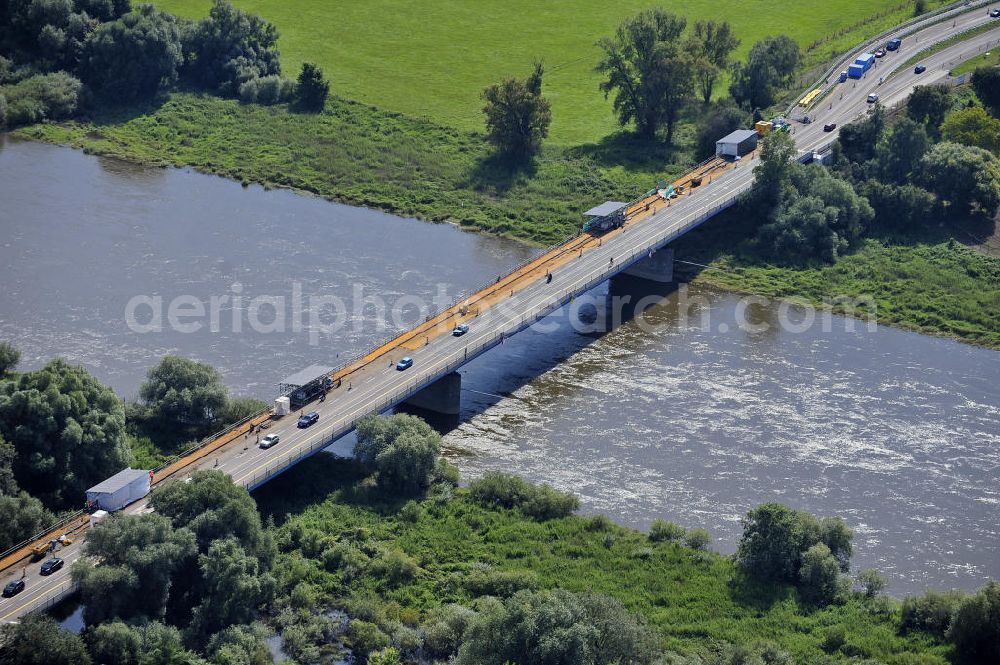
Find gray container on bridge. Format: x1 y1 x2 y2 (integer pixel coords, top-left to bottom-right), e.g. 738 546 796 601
715 129 758 158
86 467 151 512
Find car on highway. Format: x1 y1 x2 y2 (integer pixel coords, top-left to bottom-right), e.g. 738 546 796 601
867 93 879 103
259 433 279 449
823 123 837 132
991 8 1000 17
914 64 926 74
874 48 886 58
296 412 319 428
2 579 25 597
396 357 413 371
839 70 848 82
40 557 64 576
452 324 470 337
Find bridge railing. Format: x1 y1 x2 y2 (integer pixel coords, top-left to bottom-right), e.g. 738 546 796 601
0 511 86 570
24 580 77 617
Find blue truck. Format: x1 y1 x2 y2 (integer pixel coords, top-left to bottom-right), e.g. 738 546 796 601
847 63 865 79
855 53 876 71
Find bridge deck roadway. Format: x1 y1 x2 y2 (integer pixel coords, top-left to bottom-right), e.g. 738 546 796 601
2 5 1000 624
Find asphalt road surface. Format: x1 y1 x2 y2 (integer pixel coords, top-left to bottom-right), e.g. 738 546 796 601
2 4 999 626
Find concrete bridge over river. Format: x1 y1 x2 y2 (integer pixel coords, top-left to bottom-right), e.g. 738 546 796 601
2 0 999 624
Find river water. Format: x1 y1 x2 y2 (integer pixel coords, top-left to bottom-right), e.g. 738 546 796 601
1 138 997 595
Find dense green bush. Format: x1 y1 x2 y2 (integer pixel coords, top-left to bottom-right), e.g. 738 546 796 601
684 527 712 551
455 589 660 665
354 414 442 494
423 604 477 659
946 581 1000 663
466 471 579 519
736 502 853 584
919 141 1000 217
754 163 874 263
862 180 937 232
294 62 329 112
138 355 229 434
238 75 295 105
0 71 81 128
649 518 686 542
0 491 55 551
184 0 281 95
368 548 419 586
79 5 186 102
462 567 539 597
798 543 847 605
0 341 20 375
900 589 966 636
729 35 800 110
0 615 92 665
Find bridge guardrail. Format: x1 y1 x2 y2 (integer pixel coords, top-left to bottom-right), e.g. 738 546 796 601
0 511 87 571
787 0 991 116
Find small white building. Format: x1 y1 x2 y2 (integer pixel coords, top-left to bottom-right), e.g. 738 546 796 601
716 129 759 158
86 468 150 512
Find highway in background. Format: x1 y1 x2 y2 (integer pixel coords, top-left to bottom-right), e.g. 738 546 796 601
2 3 999 625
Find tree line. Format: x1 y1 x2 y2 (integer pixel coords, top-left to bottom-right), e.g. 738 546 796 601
0 0 330 130
481 8 799 161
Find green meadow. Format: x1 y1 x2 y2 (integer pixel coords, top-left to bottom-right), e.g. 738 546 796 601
154 0 943 144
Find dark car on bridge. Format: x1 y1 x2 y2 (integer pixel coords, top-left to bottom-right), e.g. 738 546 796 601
914 64 926 74
396 357 413 371
452 324 470 337
2 579 25 597
297 412 319 428
40 557 64 576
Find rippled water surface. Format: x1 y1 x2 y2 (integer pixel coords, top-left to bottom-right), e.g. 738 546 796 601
2 138 998 595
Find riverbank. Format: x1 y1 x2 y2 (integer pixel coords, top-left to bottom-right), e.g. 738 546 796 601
255 452 953 663
18 93 665 245
672 205 1000 349
16 89 1000 350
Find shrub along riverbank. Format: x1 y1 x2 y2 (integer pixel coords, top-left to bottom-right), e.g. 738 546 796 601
251 448 957 664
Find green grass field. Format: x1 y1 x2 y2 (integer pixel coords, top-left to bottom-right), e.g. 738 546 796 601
154 0 943 145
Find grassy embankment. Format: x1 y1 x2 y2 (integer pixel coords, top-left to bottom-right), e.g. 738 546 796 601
952 47 1000 74
254 454 951 664
18 0 999 349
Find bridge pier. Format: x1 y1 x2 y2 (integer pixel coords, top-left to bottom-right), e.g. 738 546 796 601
402 371 462 417
616 248 674 284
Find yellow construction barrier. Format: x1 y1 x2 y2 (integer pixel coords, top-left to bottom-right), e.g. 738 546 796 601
799 89 821 107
